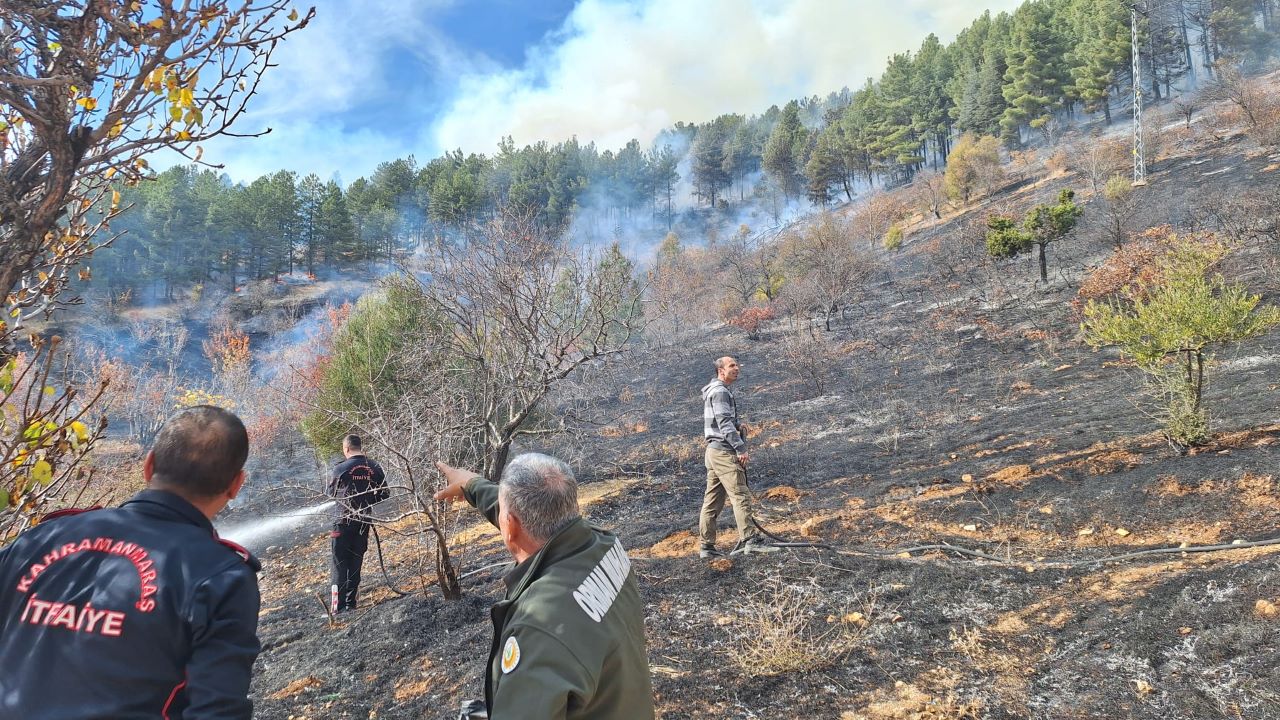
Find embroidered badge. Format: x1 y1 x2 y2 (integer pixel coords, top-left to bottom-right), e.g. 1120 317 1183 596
500 636 521 674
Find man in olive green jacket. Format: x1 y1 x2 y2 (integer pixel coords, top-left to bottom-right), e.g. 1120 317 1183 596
435 453 655 720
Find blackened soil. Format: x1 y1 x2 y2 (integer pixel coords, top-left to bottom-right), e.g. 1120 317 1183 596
249 116 1280 719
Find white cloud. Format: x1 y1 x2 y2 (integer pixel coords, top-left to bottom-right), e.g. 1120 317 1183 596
182 0 495 182
192 118 411 185
430 0 1025 155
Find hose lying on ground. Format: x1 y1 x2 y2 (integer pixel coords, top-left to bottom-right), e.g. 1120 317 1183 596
738 471 1280 568
370 524 412 597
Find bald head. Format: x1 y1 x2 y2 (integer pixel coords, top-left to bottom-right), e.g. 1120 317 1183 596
149 406 249 500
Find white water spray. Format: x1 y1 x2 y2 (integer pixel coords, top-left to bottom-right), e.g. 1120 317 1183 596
216 500 335 549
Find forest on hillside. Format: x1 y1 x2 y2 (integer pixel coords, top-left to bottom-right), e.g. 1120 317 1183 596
91 0 1280 302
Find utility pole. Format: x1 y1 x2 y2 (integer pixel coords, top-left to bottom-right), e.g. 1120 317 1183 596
1132 4 1148 186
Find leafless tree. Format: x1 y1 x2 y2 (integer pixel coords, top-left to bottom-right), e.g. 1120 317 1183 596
408 211 645 482
852 192 909 249
646 240 717 343
1204 61 1271 130
912 171 947 220
1173 96 1198 128
1069 138 1128 196
780 212 882 331
1101 175 1139 249
718 224 785 305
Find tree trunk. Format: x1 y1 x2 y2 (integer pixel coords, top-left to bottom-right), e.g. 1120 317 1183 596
1037 242 1048 282
487 437 512 482
1193 350 1205 411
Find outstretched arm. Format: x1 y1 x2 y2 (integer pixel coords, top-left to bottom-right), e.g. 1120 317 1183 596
434 461 499 527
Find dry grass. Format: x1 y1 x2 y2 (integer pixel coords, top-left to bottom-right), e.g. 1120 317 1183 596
268 675 323 700
762 485 805 502
728 579 866 678
598 421 649 438
842 679 983 720
984 464 1035 485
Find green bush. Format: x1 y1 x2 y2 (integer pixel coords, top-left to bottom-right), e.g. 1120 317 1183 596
1082 236 1280 450
883 224 904 251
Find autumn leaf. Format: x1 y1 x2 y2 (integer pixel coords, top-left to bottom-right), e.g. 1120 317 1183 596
32 459 53 486
288 8 299 21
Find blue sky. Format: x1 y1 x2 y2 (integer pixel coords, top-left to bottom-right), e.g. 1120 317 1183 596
199 0 1024 185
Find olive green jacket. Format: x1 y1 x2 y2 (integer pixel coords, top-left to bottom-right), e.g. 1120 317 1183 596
464 477 655 720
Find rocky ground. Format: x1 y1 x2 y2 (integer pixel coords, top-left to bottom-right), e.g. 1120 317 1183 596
239 98 1280 720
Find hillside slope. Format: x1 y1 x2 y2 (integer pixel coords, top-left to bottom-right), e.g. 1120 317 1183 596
247 105 1280 719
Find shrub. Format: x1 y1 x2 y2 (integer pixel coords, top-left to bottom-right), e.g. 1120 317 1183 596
729 580 865 677
726 305 776 340
781 332 843 398
884 224 904 251
1082 234 1280 450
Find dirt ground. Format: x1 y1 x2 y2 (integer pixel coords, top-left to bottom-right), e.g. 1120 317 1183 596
245 103 1280 719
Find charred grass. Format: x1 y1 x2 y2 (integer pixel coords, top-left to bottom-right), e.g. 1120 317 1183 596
248 114 1280 718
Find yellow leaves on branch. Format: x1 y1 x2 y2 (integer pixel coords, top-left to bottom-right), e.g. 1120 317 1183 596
31 460 52 486
70 421 89 443
145 66 205 137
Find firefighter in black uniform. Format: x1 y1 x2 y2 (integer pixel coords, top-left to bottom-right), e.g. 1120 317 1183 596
0 405 261 720
327 434 387 613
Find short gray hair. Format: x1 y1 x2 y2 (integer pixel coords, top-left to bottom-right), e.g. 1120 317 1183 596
498 453 581 543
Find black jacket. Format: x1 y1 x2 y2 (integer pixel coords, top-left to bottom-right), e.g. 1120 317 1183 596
328 454 388 524
0 490 261 720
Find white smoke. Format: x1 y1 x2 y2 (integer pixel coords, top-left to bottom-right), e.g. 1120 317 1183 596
431 0 1026 154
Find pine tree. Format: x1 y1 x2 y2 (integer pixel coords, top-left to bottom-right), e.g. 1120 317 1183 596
1069 0 1131 124
297 173 325 275
763 101 808 199
804 124 848 205
318 181 357 262
691 118 732 207
1000 0 1073 145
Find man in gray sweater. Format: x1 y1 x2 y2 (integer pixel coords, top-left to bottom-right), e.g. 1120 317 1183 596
699 356 778 558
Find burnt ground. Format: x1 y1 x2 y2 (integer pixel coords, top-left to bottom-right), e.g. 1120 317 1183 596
247 104 1280 720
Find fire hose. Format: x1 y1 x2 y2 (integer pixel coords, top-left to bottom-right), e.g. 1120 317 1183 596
370 524 412 597
734 469 1280 568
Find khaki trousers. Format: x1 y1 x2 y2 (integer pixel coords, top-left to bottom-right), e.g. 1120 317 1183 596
699 447 758 547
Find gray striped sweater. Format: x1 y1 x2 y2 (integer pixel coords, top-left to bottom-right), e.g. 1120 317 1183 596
701 379 745 454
